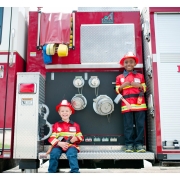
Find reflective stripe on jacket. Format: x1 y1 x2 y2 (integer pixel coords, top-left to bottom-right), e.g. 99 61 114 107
48 119 84 152
115 70 147 113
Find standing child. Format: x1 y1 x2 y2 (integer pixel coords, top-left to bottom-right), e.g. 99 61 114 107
47 99 84 173
115 52 147 153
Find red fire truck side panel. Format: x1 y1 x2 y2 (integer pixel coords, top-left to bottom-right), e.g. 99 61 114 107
0 53 8 129
0 52 25 159
27 11 143 75
147 7 180 154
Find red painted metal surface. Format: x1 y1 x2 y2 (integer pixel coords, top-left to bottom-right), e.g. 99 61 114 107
0 62 7 130
150 7 180 13
27 11 143 76
0 52 25 158
177 65 180 72
152 62 161 153
40 13 71 45
149 11 156 54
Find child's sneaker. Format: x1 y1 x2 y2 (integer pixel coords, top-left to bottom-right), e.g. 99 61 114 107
135 145 146 153
125 145 134 153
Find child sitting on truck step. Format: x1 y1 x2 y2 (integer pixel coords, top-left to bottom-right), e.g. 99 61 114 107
115 52 147 153
47 99 84 173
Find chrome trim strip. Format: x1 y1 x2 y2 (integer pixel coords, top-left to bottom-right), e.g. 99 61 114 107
45 63 143 69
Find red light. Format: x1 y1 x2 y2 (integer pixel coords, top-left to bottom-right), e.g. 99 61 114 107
178 65 180 72
19 83 36 93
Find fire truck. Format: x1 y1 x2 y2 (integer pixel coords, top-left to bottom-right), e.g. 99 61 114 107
141 7 180 166
0 7 180 172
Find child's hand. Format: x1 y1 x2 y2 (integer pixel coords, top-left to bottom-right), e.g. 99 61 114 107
119 82 131 92
46 146 53 155
131 82 142 89
58 141 69 150
70 136 78 143
122 81 131 88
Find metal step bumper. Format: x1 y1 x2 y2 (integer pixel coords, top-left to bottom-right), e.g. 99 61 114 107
38 146 154 160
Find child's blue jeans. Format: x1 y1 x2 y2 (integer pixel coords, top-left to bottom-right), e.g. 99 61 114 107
48 146 79 173
123 111 145 148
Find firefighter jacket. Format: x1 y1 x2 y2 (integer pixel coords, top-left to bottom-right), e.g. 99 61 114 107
48 119 84 152
115 70 147 113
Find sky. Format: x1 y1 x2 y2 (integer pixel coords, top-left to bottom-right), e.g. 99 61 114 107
2 0 179 13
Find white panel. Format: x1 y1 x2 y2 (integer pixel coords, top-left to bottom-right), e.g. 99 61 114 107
154 13 180 145
157 64 180 143
11 8 27 60
0 55 8 63
0 7 27 60
155 14 180 54
13 72 45 159
0 8 11 51
15 8 27 60
0 54 16 63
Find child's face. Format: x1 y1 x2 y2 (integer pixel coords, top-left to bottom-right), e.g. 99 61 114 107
58 106 72 122
123 58 136 72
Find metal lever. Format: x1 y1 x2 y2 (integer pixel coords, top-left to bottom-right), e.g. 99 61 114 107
0 65 4 78
9 29 15 67
37 7 42 50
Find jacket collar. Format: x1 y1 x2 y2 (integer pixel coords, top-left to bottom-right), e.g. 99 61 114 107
59 119 74 124
123 69 137 77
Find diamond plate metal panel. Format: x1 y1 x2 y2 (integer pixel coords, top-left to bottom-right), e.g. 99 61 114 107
80 24 136 63
13 72 45 159
39 145 154 160
40 151 154 160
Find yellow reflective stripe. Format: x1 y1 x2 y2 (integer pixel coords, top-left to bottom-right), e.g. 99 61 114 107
76 136 83 141
76 132 82 141
76 132 82 136
51 139 59 145
130 103 146 108
123 85 133 89
122 84 146 92
51 132 82 139
141 83 146 87
50 132 62 137
115 86 120 93
60 132 76 136
49 133 58 138
122 103 147 111
141 83 146 92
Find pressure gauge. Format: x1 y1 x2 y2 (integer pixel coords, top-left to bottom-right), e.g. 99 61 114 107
88 76 100 88
73 76 85 88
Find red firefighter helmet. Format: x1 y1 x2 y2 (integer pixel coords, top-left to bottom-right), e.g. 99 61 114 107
56 100 75 114
119 52 138 66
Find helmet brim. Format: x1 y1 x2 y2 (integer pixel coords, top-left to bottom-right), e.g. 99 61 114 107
119 56 138 66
